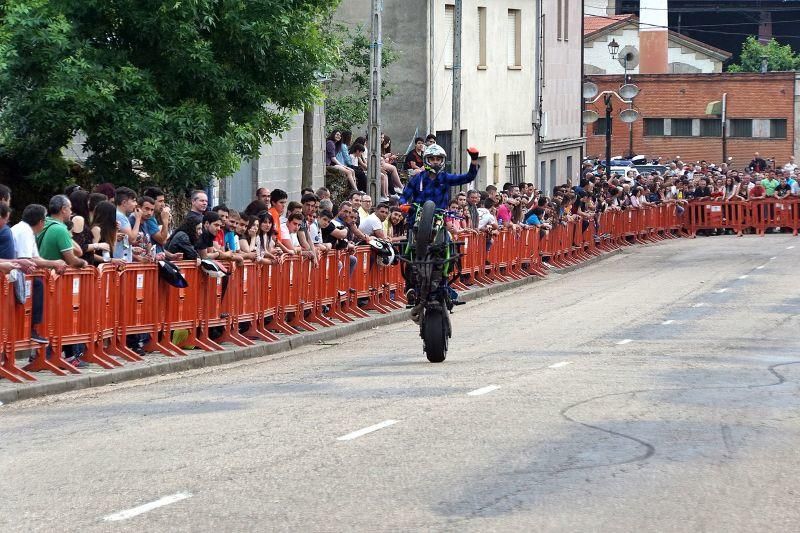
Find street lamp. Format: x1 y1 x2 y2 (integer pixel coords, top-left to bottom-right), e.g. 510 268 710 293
608 38 620 59
582 42 639 174
582 81 639 174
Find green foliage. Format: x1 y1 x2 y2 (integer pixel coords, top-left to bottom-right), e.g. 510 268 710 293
324 23 398 133
727 36 800 72
0 0 339 193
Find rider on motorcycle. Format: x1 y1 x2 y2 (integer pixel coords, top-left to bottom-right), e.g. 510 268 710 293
399 144 480 318
399 144 481 214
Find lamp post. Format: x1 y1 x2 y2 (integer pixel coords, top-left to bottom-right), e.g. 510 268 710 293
581 39 639 175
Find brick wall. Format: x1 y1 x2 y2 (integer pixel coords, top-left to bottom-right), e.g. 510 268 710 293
585 72 796 168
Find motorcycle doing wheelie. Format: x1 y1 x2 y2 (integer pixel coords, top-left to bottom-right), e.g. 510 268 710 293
401 201 463 363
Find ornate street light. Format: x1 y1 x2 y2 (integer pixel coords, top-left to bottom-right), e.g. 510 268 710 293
608 38 620 59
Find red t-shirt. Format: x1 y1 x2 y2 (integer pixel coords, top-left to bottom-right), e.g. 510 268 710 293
750 184 765 198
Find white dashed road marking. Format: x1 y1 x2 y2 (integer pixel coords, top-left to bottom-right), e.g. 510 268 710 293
715 288 729 293
548 362 573 369
738 275 749 280
756 265 766 270
692 303 708 308
662 320 675 325
616 339 634 345
337 420 399 441
467 385 500 396
787 246 795 250
103 492 193 522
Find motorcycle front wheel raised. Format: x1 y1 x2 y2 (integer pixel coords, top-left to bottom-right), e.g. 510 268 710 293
422 307 449 363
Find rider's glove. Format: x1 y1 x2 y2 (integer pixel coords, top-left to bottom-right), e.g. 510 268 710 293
467 147 479 161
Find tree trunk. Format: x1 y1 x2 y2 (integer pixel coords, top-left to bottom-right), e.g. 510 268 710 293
301 105 314 190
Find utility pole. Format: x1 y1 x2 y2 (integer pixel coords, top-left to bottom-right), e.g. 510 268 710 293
451 0 463 174
367 0 383 201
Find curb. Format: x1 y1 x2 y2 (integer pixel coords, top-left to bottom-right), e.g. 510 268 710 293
0 248 622 405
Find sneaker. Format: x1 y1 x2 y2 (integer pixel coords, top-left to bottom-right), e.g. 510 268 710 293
31 332 48 344
65 356 89 369
393 186 404 195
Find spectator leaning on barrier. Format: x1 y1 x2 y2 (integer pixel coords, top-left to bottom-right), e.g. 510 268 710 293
166 217 202 260
89 201 118 265
359 202 389 240
37 195 87 269
142 187 171 252
0 188 15 260
11 204 68 344
114 187 140 263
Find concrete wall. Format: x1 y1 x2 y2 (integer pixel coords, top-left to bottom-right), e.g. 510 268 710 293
333 0 428 147
220 106 326 211
584 25 723 76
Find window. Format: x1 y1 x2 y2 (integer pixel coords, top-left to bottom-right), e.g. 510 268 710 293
670 119 692 137
445 4 454 68
557 0 562 41
478 7 487 68
700 119 721 137
730 119 752 138
550 159 557 184
644 118 664 136
506 151 527 184
540 160 547 186
563 0 569 41
507 9 521 67
566 156 573 181
770 119 787 139
593 117 608 136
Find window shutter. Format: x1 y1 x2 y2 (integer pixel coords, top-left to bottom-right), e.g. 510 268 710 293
445 5 454 67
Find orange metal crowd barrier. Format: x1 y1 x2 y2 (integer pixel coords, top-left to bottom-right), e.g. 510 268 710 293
1 199 796 382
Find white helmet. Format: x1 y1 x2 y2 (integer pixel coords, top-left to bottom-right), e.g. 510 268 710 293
423 144 447 173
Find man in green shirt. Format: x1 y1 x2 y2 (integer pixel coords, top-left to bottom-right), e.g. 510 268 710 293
36 195 87 268
761 173 780 197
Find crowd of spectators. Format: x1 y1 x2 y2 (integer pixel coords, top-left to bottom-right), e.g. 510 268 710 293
1 145 797 367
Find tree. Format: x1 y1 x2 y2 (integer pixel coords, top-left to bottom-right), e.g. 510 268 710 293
0 0 339 193
727 36 800 72
324 23 398 133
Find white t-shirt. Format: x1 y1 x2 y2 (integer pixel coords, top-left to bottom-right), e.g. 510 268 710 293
280 222 300 248
476 208 497 230
791 181 800 196
358 213 384 237
11 221 39 259
783 162 797 175
306 219 321 244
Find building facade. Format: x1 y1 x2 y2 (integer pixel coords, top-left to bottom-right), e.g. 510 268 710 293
336 1 544 189
536 0 584 192
584 72 798 166
583 15 731 76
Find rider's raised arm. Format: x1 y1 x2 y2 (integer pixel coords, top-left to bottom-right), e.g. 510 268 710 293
442 161 479 187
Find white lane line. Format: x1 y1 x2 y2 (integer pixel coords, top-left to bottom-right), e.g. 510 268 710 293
770 256 777 260
692 303 708 308
616 339 633 345
738 275 749 280
715 288 729 293
756 265 766 270
467 385 501 396
548 362 573 369
661 320 675 325
337 420 399 441
103 492 192 522
787 246 795 250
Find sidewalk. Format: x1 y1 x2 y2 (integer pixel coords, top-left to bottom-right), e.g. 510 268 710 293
0 249 620 404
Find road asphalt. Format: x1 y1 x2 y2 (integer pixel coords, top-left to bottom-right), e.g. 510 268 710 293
1 235 799 532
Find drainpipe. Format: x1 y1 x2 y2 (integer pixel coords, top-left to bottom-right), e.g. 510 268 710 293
533 0 543 186
721 92 728 163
